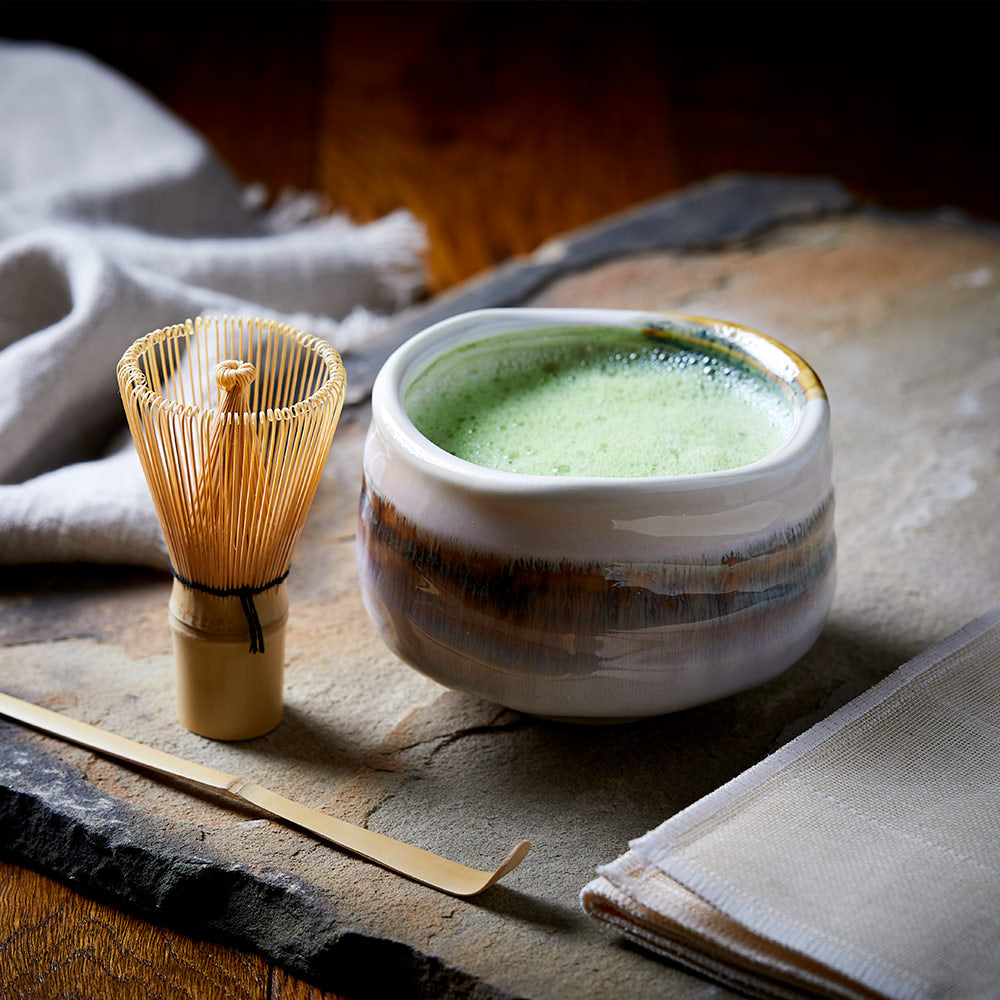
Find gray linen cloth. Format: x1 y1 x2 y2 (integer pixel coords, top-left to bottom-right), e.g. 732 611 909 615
583 603 1000 1000
0 42 425 567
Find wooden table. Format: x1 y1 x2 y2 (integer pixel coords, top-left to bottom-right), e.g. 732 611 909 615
1 858 343 999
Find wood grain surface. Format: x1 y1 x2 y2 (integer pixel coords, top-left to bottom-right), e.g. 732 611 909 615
5 4 997 290
0 860 351 999
1 2 997 996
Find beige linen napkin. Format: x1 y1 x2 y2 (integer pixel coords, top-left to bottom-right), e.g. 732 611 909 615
582 603 1000 1000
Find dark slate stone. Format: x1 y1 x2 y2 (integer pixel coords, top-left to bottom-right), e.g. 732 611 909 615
0 725 524 999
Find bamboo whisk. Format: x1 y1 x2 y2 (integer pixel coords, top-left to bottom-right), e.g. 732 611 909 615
118 317 346 740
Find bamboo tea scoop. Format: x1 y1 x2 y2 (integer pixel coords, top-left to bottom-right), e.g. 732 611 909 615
0 691 531 897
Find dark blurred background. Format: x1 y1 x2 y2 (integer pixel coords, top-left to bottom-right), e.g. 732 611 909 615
4 1 998 291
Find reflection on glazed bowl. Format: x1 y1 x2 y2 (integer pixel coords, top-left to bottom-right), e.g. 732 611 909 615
357 308 834 722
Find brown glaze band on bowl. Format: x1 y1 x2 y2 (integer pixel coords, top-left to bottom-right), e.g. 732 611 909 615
358 484 834 719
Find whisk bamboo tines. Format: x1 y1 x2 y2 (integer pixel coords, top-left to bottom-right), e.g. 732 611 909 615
118 317 346 740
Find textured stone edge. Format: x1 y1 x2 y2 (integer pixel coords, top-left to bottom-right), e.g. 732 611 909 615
1 173 857 998
0 730 523 1000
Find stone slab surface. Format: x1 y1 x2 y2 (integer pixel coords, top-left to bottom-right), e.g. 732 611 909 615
2 177 999 998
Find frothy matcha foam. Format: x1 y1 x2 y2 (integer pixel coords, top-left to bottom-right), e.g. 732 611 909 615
404 326 795 478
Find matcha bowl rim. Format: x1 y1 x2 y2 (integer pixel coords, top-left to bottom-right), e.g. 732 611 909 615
370 306 828 497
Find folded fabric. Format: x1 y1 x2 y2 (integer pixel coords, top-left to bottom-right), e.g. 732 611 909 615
583 603 1000 1000
0 41 425 567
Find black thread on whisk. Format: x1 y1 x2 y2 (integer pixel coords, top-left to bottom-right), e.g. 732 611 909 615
170 567 290 654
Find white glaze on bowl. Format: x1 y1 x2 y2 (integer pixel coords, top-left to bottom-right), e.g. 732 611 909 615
357 308 834 721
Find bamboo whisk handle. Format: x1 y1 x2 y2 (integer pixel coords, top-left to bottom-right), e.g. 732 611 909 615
170 578 288 741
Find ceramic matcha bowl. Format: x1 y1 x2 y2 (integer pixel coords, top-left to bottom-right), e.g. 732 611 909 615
357 308 834 721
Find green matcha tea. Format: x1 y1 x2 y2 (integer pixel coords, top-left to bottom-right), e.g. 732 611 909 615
404 326 795 478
